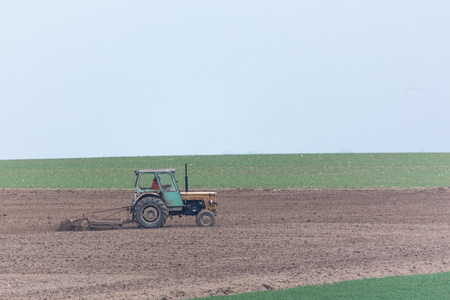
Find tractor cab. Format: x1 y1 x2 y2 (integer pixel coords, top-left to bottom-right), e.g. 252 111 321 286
134 169 183 208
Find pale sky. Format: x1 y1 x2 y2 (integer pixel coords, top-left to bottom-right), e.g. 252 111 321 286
1 1 449 160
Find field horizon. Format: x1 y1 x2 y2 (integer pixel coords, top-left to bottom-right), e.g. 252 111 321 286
0 152 449 189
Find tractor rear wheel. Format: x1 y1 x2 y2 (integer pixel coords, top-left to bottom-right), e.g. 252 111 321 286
196 210 215 227
134 198 168 228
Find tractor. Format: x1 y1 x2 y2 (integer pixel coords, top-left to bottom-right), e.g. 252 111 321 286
59 166 218 230
131 168 218 228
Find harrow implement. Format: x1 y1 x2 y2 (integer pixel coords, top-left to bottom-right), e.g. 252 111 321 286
59 206 132 231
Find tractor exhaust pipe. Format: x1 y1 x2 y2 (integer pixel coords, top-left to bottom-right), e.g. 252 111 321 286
185 163 189 192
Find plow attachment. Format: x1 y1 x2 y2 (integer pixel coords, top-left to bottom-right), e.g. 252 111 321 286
59 206 132 231
59 218 128 231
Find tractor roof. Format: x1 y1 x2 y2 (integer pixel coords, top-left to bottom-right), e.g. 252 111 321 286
138 168 176 173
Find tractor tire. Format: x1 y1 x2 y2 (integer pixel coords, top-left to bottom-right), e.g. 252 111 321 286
134 197 168 228
196 210 215 227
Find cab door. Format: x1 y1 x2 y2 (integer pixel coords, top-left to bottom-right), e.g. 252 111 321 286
156 172 183 208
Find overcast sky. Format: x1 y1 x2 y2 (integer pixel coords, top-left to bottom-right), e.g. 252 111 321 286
1 1 449 160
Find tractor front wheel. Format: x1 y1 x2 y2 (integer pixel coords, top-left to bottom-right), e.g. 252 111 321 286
134 198 168 228
196 210 215 227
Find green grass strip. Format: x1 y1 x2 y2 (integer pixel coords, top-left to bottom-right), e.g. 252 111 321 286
0 153 449 189
193 272 450 300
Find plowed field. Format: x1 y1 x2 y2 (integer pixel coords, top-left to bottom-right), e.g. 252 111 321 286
0 189 449 299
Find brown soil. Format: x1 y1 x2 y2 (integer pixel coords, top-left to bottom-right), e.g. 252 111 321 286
0 188 449 299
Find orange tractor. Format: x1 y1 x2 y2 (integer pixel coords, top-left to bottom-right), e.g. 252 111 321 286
132 168 218 228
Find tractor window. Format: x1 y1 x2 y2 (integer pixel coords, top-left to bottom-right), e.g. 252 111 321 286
157 173 177 192
138 173 155 190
